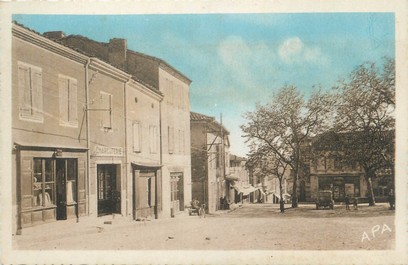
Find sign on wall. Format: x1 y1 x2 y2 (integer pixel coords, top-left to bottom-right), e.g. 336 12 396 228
93 146 123 157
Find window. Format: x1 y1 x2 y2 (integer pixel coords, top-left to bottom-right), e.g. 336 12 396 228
59 75 78 127
33 158 55 207
170 175 179 202
333 157 342 170
100 92 112 129
18 62 43 122
168 126 174 154
178 130 184 154
132 122 141 153
149 125 158 154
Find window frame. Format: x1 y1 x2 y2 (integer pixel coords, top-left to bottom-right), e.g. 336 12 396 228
17 61 44 123
58 74 78 127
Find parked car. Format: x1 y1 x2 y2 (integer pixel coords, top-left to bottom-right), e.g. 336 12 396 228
315 191 334 209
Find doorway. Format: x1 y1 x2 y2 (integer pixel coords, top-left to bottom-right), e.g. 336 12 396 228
97 164 119 216
56 159 78 220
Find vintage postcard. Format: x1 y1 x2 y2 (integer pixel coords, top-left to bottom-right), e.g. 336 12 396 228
0 0 407 264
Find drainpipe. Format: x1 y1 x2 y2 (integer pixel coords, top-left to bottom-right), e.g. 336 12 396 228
85 58 91 217
124 77 131 217
156 100 162 219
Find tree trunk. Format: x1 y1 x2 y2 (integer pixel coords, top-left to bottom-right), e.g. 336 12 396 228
366 176 376 206
291 172 298 208
279 178 285 213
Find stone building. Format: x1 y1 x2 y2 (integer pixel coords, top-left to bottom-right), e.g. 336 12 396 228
190 112 230 213
12 23 89 233
45 29 192 218
11 22 189 235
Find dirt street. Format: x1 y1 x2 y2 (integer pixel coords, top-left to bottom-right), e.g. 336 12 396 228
14 203 394 250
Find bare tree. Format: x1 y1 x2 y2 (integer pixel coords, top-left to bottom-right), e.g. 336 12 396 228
242 86 334 207
333 59 395 206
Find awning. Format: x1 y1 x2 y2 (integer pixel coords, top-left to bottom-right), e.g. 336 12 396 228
131 162 163 169
233 184 264 196
14 141 88 151
225 174 240 181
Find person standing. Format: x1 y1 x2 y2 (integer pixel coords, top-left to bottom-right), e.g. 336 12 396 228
389 189 395 210
345 195 350 210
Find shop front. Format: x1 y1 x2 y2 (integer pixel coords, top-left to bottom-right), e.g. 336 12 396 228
318 175 361 202
15 144 87 231
131 163 161 220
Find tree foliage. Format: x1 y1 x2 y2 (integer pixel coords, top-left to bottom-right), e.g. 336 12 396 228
332 58 395 205
242 86 335 207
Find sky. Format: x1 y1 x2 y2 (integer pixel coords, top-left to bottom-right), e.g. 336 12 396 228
12 13 395 157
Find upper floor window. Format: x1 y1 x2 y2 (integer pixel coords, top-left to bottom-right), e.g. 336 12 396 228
100 92 112 129
168 126 174 154
17 62 43 122
59 75 78 127
132 121 141 153
149 125 158 154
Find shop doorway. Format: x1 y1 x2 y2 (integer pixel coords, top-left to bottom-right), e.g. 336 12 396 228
56 159 78 220
97 164 119 216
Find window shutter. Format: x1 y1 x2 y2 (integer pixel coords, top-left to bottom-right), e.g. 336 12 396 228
59 77 69 123
18 65 31 117
101 93 112 128
168 126 174 154
133 122 141 152
69 79 78 124
31 69 43 119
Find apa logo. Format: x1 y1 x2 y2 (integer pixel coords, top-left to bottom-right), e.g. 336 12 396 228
361 224 392 242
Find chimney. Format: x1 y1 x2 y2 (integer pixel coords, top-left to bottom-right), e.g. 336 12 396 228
43 31 66 40
108 38 127 71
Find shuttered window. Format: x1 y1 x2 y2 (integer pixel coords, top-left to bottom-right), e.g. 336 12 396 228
59 75 78 127
133 121 141 153
18 62 43 122
149 125 158 154
100 92 112 129
168 126 174 154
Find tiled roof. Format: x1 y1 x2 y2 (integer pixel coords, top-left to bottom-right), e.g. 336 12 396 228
190 111 230 135
190 111 215 121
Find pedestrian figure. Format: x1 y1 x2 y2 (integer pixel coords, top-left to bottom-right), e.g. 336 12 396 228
389 189 395 210
353 197 358 210
345 195 350 210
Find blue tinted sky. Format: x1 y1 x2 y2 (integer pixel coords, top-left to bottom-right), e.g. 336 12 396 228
13 13 395 156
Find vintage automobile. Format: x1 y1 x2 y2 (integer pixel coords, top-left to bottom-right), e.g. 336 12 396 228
315 191 334 210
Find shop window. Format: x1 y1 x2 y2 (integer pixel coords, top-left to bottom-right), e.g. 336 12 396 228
33 158 55 207
66 159 77 204
18 62 43 122
132 121 141 153
58 75 78 127
100 92 112 129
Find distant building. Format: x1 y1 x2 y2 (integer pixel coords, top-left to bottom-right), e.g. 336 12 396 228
190 112 230 213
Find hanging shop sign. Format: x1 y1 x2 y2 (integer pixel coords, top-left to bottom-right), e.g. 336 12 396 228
93 146 123 157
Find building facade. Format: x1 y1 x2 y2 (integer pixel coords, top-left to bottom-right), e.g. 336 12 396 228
12 22 190 235
45 29 193 218
12 24 89 233
190 112 230 213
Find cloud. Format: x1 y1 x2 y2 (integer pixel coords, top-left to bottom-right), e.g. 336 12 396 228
278 37 304 64
278 37 329 65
